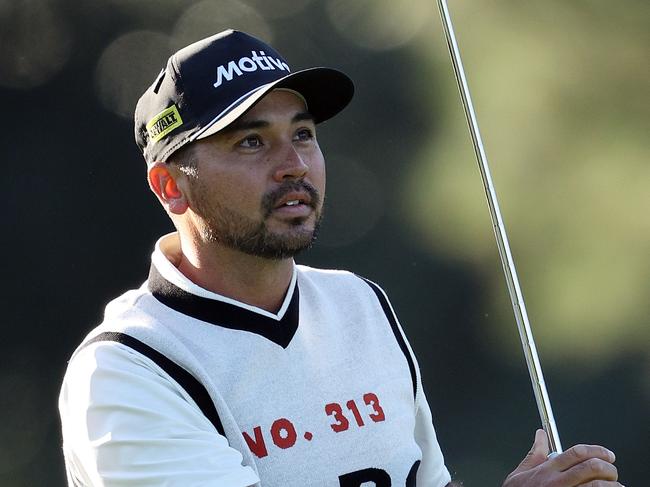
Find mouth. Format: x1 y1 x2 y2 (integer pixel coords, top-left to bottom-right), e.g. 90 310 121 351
274 192 313 210
263 181 320 219
271 193 314 218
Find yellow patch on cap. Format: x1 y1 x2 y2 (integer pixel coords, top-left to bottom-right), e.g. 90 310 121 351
146 105 183 142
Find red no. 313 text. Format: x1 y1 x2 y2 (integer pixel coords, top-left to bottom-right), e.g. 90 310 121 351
325 392 385 433
242 392 386 458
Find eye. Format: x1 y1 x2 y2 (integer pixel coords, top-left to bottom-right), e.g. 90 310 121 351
238 135 263 149
294 128 315 142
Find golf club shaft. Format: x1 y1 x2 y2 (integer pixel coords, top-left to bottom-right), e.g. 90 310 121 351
435 0 562 454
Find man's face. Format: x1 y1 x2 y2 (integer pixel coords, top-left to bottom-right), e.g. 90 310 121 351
180 89 326 259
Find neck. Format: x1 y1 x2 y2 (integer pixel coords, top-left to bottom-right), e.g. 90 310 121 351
175 234 295 314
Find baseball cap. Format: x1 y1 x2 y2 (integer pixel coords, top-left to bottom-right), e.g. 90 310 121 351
134 29 354 165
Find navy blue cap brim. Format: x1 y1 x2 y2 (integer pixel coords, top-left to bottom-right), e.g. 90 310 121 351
191 67 354 141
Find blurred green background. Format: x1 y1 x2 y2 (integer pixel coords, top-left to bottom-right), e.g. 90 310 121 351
2 0 647 485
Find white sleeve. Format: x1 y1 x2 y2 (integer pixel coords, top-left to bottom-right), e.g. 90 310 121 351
414 387 452 487
58 342 260 487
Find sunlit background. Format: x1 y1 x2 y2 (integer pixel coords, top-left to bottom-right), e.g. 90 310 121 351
2 0 647 485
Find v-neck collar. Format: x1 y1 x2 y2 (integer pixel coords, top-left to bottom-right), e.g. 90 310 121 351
146 234 300 348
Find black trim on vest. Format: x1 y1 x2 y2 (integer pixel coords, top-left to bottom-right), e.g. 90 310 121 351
360 278 418 400
81 331 226 437
147 264 300 348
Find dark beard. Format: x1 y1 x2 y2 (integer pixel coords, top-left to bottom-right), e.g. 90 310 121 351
190 180 322 260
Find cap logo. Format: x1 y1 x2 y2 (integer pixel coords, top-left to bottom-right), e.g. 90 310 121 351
146 105 183 142
214 50 290 88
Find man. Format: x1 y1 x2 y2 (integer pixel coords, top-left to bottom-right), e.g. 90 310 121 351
59 30 621 486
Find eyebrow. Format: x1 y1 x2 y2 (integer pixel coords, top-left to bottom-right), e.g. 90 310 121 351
292 112 314 123
221 111 315 134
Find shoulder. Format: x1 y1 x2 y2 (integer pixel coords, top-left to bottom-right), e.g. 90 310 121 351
296 263 357 281
60 283 195 414
296 264 395 310
101 281 160 325
296 264 387 294
69 281 179 357
58 338 259 487
60 333 210 417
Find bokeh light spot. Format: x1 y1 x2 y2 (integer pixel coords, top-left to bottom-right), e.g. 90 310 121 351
95 31 172 119
0 0 72 89
172 0 272 51
245 0 315 19
105 0 188 25
326 0 433 51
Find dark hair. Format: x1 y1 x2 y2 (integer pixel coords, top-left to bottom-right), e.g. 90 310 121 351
167 143 198 175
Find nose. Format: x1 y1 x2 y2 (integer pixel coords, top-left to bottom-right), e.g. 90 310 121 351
272 144 309 182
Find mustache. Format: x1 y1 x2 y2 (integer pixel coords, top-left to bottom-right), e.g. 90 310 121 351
262 180 320 216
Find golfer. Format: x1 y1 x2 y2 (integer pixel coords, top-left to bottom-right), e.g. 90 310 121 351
58 30 621 487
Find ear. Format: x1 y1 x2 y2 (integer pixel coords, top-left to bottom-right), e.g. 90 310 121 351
147 162 189 215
